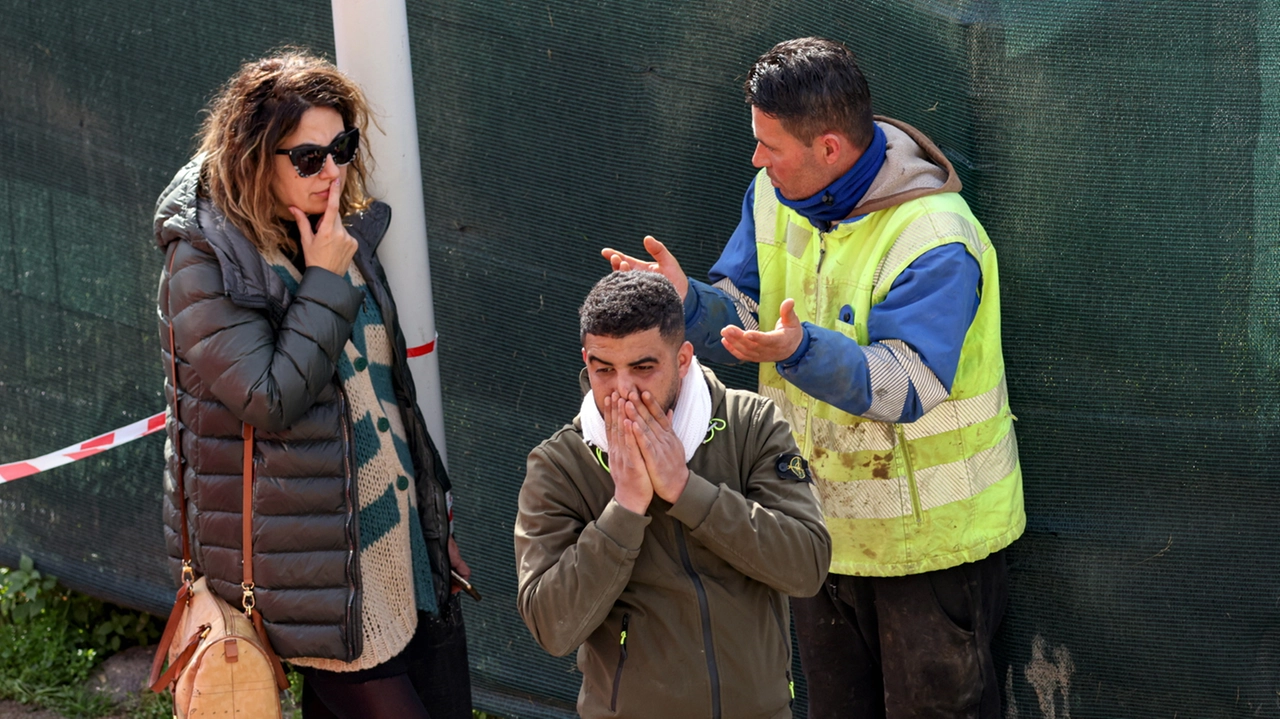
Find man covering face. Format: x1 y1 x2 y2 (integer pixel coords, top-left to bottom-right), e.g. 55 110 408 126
514 271 831 719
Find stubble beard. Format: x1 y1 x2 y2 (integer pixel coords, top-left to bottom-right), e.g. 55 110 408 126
659 374 681 415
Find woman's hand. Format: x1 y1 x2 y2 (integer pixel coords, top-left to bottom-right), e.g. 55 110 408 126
289 176 357 276
448 535 471 594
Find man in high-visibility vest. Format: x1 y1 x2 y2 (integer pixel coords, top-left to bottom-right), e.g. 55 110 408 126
603 37 1024 719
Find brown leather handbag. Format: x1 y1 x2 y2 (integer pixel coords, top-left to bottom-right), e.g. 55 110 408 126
149 249 290 715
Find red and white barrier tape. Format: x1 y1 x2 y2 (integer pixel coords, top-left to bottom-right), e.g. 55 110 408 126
1 336 439 483
406 332 438 359
0 412 166 483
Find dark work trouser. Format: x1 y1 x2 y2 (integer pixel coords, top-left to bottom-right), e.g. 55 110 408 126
793 551 1008 719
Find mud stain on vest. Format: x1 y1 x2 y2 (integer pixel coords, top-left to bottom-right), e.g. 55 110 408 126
854 452 894 479
811 447 829 475
833 446 894 479
830 449 853 471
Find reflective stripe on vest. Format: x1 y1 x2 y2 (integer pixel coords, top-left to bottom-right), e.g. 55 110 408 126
751 167 1025 576
758 372 1011 454
872 211 986 296
818 431 1019 519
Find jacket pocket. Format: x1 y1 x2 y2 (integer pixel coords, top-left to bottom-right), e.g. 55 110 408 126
832 310 861 344
610 613 630 713
768 594 788 653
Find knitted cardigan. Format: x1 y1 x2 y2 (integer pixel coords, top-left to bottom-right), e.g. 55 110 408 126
269 253 437 671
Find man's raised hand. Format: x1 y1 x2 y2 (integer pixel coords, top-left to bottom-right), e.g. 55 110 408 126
606 392 653 515
601 236 690 301
720 297 805 363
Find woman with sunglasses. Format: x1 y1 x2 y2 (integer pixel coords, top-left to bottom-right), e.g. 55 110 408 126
154 51 471 719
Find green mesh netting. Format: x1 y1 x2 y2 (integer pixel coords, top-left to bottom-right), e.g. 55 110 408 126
2 1 1279 717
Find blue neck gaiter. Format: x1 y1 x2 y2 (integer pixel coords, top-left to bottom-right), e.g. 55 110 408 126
776 123 887 231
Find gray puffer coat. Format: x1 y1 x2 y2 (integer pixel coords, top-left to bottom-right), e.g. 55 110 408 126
154 158 453 661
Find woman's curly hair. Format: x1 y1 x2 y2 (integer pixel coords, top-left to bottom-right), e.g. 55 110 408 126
196 49 374 254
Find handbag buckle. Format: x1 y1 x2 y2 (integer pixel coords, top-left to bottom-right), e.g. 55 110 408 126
241 582 256 615
181 562 195 586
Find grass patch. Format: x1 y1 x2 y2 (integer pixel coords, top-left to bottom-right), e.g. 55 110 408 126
1 556 504 718
0 555 161 718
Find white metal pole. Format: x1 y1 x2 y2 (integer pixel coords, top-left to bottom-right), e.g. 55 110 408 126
332 0 448 466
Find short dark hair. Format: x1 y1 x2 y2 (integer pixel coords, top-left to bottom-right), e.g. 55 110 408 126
744 37 874 148
579 273 685 344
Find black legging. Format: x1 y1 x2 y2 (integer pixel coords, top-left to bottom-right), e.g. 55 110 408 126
302 673 431 719
298 601 471 719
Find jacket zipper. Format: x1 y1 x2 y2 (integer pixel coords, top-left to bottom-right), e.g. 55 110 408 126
609 613 630 712
895 425 922 523
769 596 794 706
674 523 721 719
361 250 451 610
337 388 362 659
803 231 829 460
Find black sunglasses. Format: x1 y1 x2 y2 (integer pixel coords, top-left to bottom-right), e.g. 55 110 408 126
275 127 360 178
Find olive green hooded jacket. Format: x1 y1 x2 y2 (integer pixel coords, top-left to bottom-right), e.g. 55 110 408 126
515 366 831 719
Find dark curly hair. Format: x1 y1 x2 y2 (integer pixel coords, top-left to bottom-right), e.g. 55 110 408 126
579 272 684 344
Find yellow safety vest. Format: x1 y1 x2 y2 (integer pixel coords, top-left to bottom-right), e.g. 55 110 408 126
753 169 1025 576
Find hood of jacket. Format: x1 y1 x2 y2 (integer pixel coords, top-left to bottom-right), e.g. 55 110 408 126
153 156 392 321
852 116 962 216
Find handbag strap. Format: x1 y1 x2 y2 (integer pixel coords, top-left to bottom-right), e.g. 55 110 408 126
241 424 290 690
149 621 210 692
150 246 201 693
156 244 288 692
241 424 256 603
147 581 191 690
164 247 194 583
